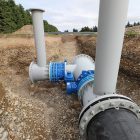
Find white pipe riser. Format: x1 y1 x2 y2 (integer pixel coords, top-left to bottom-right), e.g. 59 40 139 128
31 9 47 67
94 0 129 95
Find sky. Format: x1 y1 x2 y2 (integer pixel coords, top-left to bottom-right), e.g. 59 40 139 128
15 0 140 32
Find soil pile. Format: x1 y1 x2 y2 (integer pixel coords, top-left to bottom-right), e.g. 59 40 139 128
13 25 33 35
76 35 140 80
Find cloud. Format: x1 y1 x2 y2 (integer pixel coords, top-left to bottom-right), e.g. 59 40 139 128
15 0 140 31
45 0 99 31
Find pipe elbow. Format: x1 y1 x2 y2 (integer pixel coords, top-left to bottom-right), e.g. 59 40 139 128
29 62 49 83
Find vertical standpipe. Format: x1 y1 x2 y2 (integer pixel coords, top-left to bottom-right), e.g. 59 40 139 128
30 9 47 67
94 0 129 95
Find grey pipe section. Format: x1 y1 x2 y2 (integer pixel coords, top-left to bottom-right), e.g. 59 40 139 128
94 0 129 95
29 62 49 83
82 85 98 107
30 8 47 67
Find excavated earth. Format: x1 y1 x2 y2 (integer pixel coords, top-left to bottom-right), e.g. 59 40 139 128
0 32 140 140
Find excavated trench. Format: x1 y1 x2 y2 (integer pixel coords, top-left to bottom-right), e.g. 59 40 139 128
0 35 139 139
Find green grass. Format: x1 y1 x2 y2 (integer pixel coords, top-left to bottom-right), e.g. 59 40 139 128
125 31 140 37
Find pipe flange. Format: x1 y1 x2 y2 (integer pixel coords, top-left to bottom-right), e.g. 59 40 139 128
73 54 94 64
79 94 140 139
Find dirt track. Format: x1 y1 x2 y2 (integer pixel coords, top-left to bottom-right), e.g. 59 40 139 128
0 35 140 140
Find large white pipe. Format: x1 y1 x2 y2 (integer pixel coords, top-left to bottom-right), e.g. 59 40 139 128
94 0 129 95
30 8 47 67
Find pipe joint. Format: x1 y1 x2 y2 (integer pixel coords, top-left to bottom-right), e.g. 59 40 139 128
79 94 140 139
29 62 49 83
49 61 75 82
49 61 66 81
66 70 94 96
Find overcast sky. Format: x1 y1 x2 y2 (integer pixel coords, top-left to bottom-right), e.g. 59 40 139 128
15 0 140 31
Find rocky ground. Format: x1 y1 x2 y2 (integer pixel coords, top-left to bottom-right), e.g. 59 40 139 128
0 31 139 140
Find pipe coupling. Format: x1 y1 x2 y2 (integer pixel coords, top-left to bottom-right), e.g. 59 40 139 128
79 94 140 139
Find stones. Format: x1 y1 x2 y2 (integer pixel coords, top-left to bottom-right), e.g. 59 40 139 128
4 112 8 116
1 131 8 140
0 127 8 140
62 116 66 119
13 116 17 121
29 92 34 96
0 127 5 134
14 101 19 106
0 109 3 115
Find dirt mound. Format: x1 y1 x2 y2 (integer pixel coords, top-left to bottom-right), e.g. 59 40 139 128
8 46 35 75
13 25 33 35
76 35 96 58
76 35 140 80
120 36 140 79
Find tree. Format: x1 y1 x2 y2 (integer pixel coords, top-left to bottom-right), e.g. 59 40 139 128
44 20 58 32
126 21 133 28
80 26 93 32
93 26 98 32
136 22 140 26
133 22 137 26
73 28 78 32
126 22 130 28
64 30 69 32
0 0 58 33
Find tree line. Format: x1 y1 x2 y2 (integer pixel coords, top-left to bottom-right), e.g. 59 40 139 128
126 21 140 28
65 21 140 32
0 0 58 33
65 26 98 33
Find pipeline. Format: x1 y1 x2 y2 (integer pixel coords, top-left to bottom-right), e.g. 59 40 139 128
29 0 140 139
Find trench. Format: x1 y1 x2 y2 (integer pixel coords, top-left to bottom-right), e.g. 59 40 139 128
0 35 139 139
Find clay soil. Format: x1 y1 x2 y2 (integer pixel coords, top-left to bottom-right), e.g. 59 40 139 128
0 33 139 140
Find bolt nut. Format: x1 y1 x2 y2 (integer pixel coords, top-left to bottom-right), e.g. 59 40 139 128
83 117 88 122
120 103 124 106
99 106 104 110
90 111 94 116
129 105 134 109
80 125 85 130
110 102 115 107
136 110 140 113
